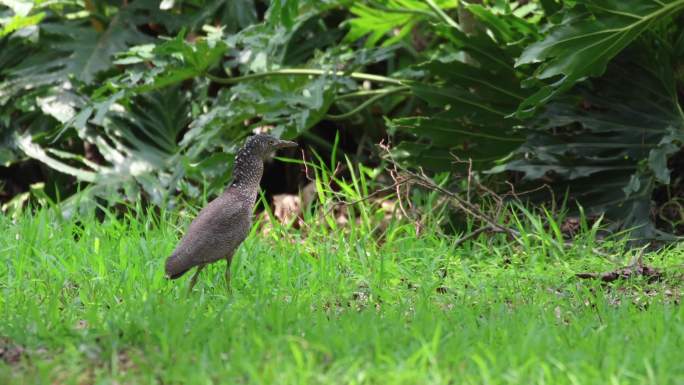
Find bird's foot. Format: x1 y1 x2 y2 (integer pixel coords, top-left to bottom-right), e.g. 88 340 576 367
224 269 232 294
186 264 206 295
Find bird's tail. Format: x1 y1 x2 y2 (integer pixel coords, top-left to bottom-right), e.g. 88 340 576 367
165 252 193 279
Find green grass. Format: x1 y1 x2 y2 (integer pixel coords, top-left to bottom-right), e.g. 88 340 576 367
0 205 682 385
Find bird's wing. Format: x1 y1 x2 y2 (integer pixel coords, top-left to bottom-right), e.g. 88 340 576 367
170 193 252 265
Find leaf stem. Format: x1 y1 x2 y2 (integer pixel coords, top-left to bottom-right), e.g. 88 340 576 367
326 87 409 121
207 69 407 86
337 86 411 100
423 0 461 30
368 1 438 19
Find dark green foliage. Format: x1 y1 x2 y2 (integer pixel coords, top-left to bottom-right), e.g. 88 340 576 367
387 1 684 238
516 0 684 116
389 26 530 171
1 0 683 238
495 53 684 238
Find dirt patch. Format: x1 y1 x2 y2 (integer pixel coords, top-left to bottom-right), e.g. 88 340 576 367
576 262 662 283
607 285 681 307
0 337 25 365
573 255 684 307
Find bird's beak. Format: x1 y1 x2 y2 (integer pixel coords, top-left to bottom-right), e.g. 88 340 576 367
275 139 298 149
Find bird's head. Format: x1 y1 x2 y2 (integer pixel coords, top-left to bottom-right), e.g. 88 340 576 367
243 134 298 159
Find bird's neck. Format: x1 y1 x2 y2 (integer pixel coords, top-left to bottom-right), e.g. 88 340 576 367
227 149 263 201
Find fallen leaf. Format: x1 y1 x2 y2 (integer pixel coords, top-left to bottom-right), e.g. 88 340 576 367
272 194 302 226
576 263 662 283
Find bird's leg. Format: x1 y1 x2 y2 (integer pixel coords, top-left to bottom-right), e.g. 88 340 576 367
187 264 206 294
224 257 232 292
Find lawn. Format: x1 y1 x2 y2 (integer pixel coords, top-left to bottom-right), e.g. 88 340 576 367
1 207 682 384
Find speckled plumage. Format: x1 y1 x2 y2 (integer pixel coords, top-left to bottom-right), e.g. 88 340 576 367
164 134 297 285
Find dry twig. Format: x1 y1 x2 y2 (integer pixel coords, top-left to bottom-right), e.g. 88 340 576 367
378 142 522 243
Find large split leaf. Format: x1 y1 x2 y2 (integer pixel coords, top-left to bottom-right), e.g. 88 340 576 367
11 7 348 208
495 51 684 239
516 0 684 116
130 33 227 93
390 24 531 171
1 14 148 98
188 74 336 144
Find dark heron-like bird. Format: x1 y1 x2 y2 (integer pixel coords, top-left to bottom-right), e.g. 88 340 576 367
164 134 297 292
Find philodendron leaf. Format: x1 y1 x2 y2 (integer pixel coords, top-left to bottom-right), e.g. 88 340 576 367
648 142 679 184
516 0 684 116
390 25 529 172
15 134 97 182
498 51 684 239
649 127 684 183
41 11 149 84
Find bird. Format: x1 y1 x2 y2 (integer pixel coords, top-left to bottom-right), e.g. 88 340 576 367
164 134 297 292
